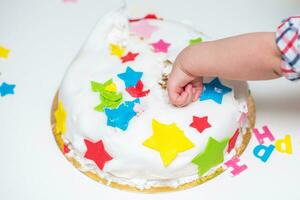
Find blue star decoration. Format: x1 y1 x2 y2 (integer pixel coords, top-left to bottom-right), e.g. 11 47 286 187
0 82 16 97
104 99 140 131
199 78 232 104
117 66 143 88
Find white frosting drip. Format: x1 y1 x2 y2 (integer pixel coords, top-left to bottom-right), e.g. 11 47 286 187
58 7 249 188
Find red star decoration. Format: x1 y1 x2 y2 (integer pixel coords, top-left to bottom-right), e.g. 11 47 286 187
189 116 211 133
129 14 159 22
84 139 113 170
121 52 139 63
63 144 70 154
227 129 240 153
126 80 150 98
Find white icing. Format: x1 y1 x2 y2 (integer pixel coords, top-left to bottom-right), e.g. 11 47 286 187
59 7 250 188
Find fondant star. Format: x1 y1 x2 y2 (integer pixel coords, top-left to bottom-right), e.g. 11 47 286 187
54 100 67 135
84 139 113 170
130 20 158 38
0 82 15 97
227 129 240 153
189 37 203 45
104 99 140 131
143 119 194 167
192 137 229 176
129 14 159 22
125 80 150 98
189 116 211 133
121 52 139 63
151 39 171 53
110 43 125 58
117 66 143 88
0 46 10 59
199 78 232 104
91 79 123 112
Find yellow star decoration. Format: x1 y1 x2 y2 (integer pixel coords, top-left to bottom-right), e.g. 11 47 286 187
54 100 67 135
105 82 117 92
110 43 125 58
143 119 195 167
0 46 10 59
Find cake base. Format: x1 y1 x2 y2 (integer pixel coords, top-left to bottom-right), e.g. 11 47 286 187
50 92 256 193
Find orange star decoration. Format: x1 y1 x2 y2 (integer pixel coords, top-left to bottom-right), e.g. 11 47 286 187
143 119 194 167
0 46 10 59
54 100 67 135
109 43 125 58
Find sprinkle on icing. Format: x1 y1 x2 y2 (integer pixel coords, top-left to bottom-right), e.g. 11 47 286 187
192 137 228 176
227 129 240 153
199 78 232 104
104 99 140 131
189 116 211 134
110 43 125 58
129 13 160 22
143 119 194 167
91 79 123 112
0 46 10 59
126 80 150 98
130 20 158 39
54 100 67 135
84 139 113 170
117 66 143 88
151 39 171 53
0 82 16 97
189 37 203 45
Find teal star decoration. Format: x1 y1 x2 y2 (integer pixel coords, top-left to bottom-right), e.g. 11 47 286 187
104 99 140 131
117 66 143 88
0 82 16 97
192 137 229 176
199 78 232 104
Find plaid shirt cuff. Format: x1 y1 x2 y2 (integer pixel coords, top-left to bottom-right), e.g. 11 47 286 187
276 16 300 81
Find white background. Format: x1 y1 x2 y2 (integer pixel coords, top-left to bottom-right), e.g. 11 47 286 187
0 0 300 199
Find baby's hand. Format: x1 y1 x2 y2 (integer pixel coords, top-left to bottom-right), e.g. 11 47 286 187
167 55 203 107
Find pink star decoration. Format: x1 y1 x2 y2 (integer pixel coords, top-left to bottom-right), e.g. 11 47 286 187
189 116 211 133
84 139 113 170
130 20 158 39
151 39 171 53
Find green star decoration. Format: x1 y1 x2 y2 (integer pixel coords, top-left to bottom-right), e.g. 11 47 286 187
192 137 229 176
189 37 203 45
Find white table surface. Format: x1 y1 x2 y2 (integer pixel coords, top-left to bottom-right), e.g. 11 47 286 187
1 0 300 199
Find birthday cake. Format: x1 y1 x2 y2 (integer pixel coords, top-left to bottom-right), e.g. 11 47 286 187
51 7 255 192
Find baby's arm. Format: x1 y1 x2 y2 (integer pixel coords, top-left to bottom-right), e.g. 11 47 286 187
167 32 282 107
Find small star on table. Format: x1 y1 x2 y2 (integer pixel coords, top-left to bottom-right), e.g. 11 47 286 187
121 52 139 63
84 139 113 170
143 119 194 167
199 78 232 104
192 137 228 176
117 66 143 88
130 20 158 38
189 116 211 133
104 99 140 131
0 46 10 59
0 82 16 97
151 39 171 53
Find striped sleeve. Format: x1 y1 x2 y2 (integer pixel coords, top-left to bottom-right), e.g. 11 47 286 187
275 16 300 81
